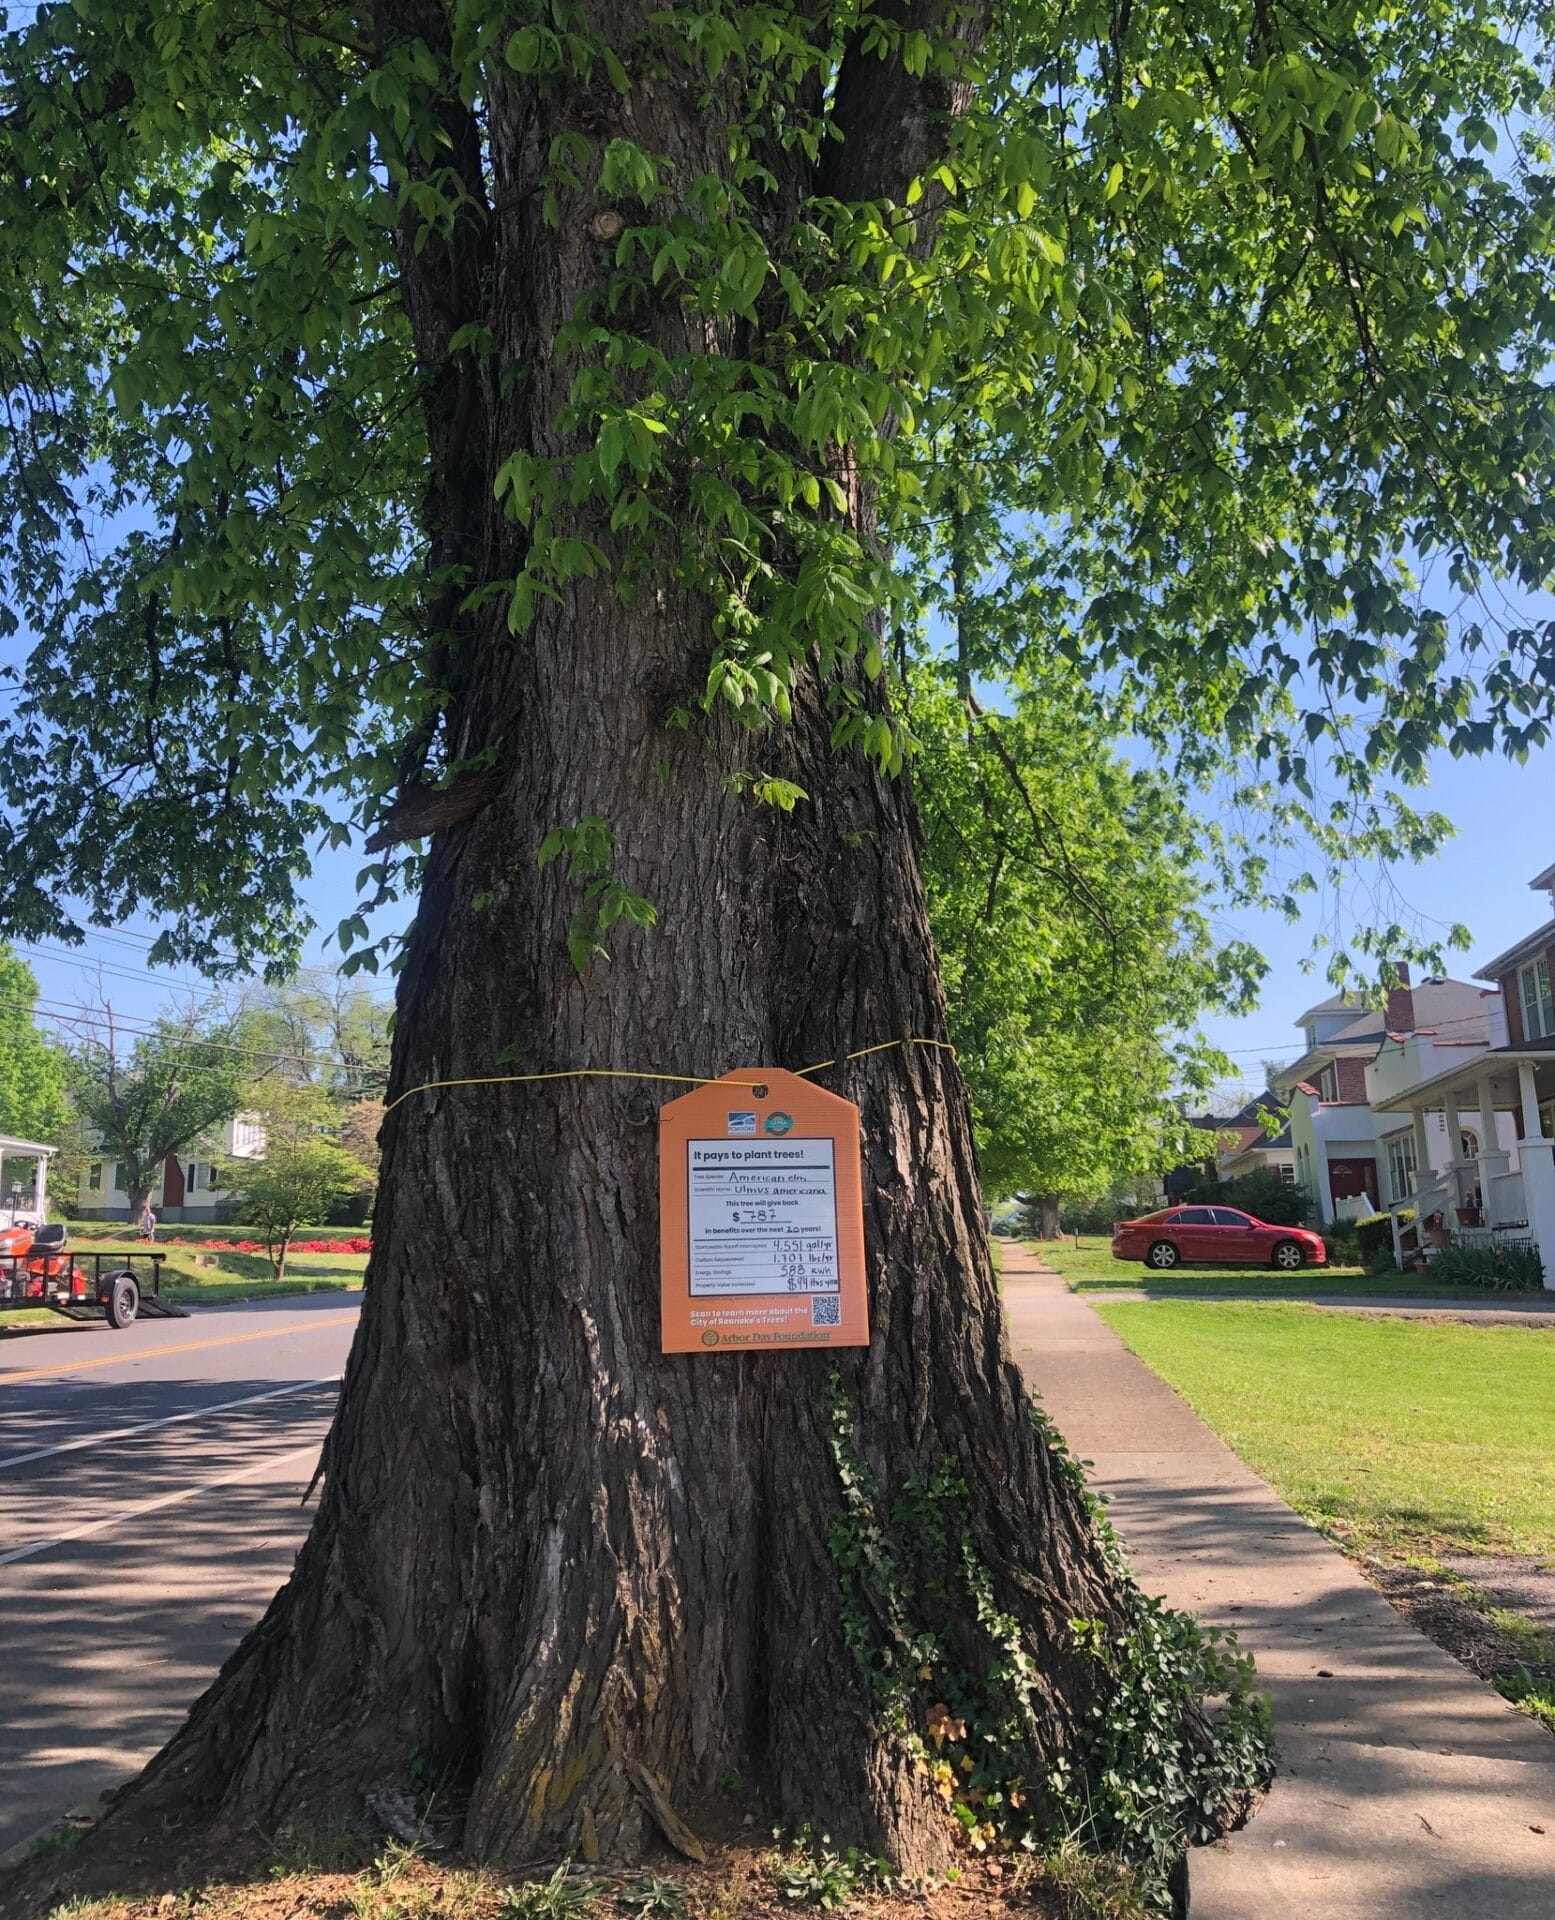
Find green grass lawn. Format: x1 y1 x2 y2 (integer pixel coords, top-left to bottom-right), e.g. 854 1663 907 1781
1095 1299 1555 1559
154 1248 367 1301
1034 1234 1486 1297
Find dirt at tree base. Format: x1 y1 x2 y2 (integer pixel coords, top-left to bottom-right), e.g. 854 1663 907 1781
0 1827 1150 1920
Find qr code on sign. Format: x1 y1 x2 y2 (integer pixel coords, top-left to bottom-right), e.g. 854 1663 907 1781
811 1294 841 1327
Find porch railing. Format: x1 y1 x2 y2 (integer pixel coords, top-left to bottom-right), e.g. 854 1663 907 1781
1386 1177 1454 1265
1487 1167 1528 1230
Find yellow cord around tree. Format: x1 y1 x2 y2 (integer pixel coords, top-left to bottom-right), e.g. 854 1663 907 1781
380 1036 957 1117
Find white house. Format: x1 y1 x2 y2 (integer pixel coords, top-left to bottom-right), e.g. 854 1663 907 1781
1273 971 1506 1225
76 1112 267 1224
1360 859 1555 1286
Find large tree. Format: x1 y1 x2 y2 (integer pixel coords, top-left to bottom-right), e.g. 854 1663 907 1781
2 0 1554 1895
71 1005 252 1221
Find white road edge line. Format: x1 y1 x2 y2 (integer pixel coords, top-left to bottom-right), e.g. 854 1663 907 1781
0 1444 323 1566
0 1376 341 1473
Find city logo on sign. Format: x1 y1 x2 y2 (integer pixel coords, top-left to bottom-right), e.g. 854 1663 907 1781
727 1111 757 1136
764 1112 794 1136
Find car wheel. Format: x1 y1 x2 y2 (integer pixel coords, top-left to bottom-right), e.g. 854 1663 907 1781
1146 1240 1179 1270
104 1272 139 1328
1271 1240 1306 1273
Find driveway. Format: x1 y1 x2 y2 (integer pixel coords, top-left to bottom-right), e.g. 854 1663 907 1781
0 1294 359 1850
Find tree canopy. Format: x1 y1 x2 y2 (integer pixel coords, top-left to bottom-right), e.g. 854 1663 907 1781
237 972 394 1102
0 0 1552 974
913 667 1262 1206
70 1004 252 1214
0 945 71 1143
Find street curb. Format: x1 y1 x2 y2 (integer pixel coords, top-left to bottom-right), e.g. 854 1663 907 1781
0 1790 124 1872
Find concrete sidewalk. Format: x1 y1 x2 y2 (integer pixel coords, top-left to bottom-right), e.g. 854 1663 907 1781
1002 1244 1555 1918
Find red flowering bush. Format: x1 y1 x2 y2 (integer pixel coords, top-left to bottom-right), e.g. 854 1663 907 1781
193 1236 371 1254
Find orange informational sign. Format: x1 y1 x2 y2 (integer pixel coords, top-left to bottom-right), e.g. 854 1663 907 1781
659 1068 870 1353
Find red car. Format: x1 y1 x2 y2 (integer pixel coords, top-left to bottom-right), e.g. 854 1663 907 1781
1112 1205 1327 1273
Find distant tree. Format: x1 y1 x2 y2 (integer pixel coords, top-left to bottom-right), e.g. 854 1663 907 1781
340 1099 386 1178
337 1097 386 1223
71 1006 251 1222
221 1083 371 1281
239 972 392 1104
914 670 1263 1234
0 946 70 1145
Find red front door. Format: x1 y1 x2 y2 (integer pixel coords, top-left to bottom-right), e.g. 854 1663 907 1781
1327 1158 1377 1208
161 1156 185 1209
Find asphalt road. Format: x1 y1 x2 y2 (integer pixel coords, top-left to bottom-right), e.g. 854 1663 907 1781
0 1292 359 1851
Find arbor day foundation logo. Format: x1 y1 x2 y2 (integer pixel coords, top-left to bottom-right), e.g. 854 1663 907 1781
700 1329 721 1347
764 1112 794 1136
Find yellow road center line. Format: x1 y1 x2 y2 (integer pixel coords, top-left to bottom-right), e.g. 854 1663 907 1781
0 1315 358 1387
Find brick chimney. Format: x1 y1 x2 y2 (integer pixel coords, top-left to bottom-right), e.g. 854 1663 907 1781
1384 962 1414 1035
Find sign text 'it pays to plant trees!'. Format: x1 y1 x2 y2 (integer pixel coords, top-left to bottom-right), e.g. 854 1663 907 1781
659 1068 869 1352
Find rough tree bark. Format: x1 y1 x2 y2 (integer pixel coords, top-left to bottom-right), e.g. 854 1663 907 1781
91 0 1146 1876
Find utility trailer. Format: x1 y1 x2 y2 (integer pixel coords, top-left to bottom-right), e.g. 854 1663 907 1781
0 1227 186 1328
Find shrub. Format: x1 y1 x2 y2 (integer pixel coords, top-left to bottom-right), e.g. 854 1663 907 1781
1217 1167 1314 1227
1323 1221 1361 1266
1355 1211 1407 1264
1429 1242 1545 1291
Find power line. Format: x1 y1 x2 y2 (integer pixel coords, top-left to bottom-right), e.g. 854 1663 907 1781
0 989 388 1078
20 928 398 1002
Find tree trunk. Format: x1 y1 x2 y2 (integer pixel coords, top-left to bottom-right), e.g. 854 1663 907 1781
80 1 1234 1886
1038 1197 1062 1241
127 1183 153 1229
271 1231 289 1285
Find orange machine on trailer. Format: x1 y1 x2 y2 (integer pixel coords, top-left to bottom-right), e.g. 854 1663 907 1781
0 1138 185 1329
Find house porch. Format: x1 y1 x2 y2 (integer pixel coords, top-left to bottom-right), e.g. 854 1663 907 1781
1371 1050 1555 1287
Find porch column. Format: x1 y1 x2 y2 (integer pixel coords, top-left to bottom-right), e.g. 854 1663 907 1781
1515 1063 1555 1290
1519 1062 1546 1139
1477 1074 1502 1156
32 1154 46 1222
1475 1072 1511 1221
1411 1107 1431 1189
1442 1090 1466 1211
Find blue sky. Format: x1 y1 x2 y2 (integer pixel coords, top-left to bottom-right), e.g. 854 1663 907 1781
1191 737 1555 1094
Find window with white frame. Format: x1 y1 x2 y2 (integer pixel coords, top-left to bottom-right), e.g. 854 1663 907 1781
1385 1133 1417 1204
87 1162 101 1191
1458 1128 1479 1163
1316 1062 1338 1102
1518 954 1554 1041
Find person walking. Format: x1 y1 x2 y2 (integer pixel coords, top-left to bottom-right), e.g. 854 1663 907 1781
138 1201 157 1242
